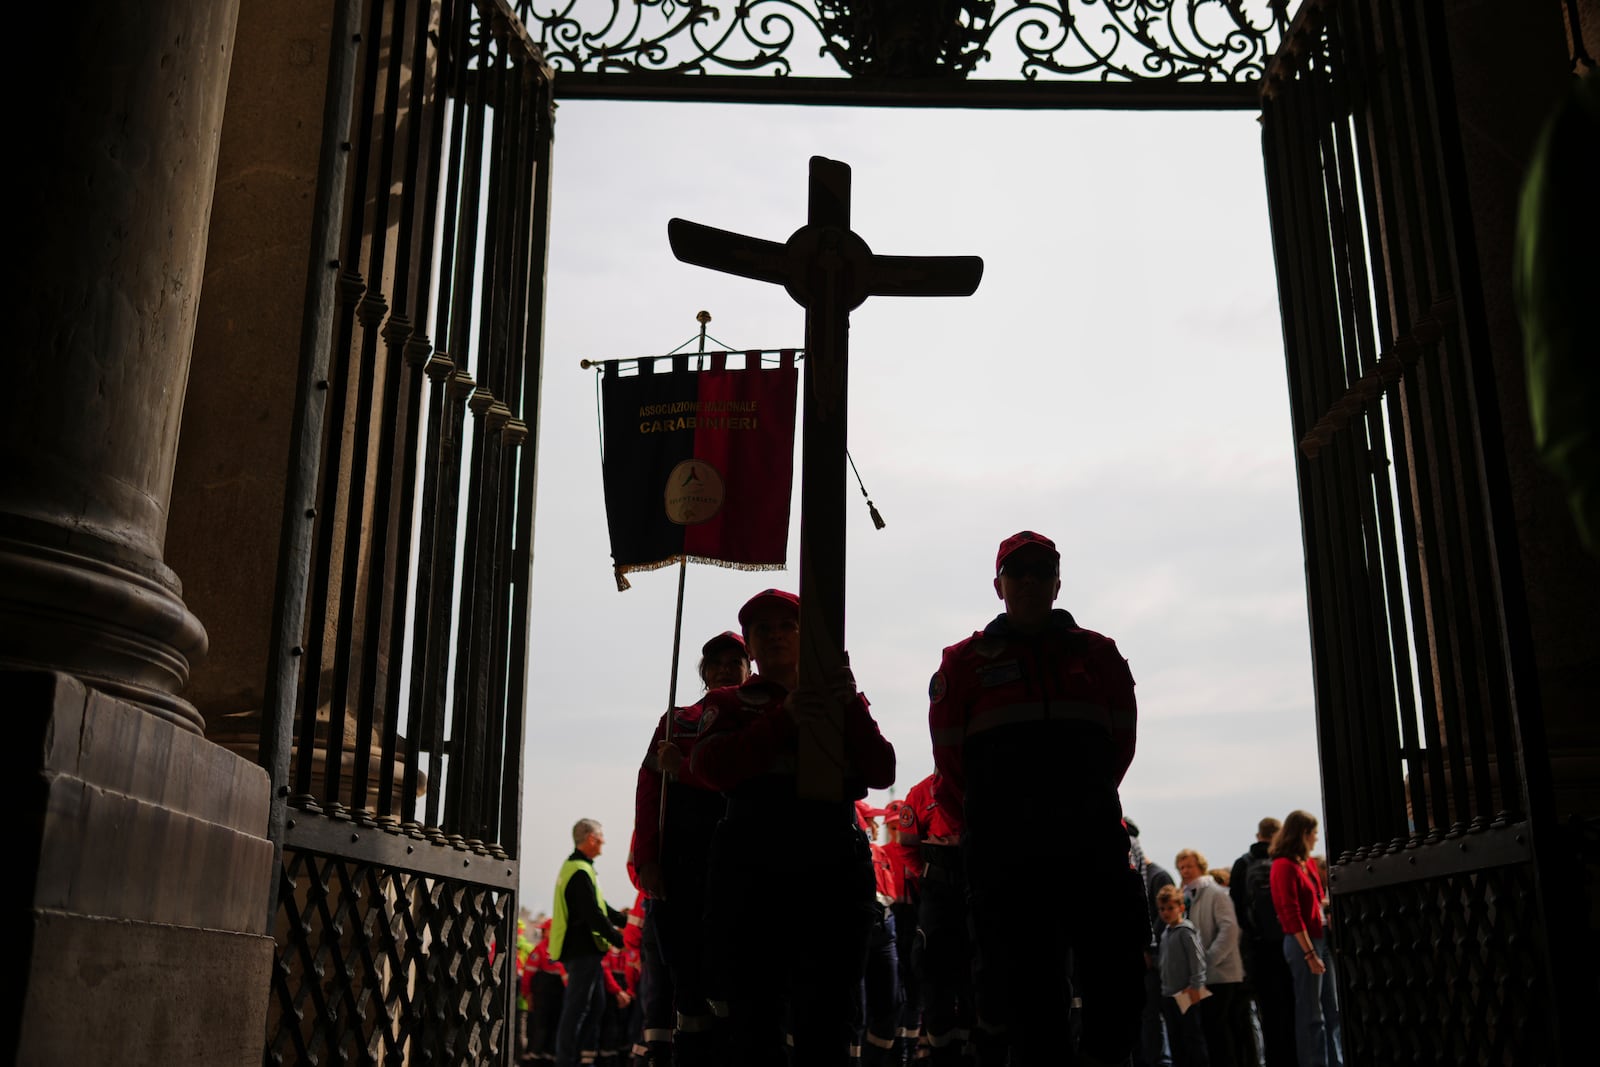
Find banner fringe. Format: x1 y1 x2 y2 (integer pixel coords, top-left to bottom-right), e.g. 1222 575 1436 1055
613 555 787 590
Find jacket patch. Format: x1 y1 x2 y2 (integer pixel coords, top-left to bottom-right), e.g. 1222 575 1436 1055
928 671 947 703
977 660 1022 688
739 689 771 707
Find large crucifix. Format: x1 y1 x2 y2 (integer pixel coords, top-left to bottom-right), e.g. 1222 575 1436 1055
669 155 983 801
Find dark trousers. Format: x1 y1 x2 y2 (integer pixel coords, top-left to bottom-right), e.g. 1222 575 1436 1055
859 907 904 1065
529 971 566 1060
1135 964 1171 1067
639 899 675 1045
1159 997 1210 1067
890 899 921 1050
915 858 972 1064
1245 937 1298 1067
1197 983 1248 1067
555 954 607 1067
704 817 875 1067
966 830 1146 1065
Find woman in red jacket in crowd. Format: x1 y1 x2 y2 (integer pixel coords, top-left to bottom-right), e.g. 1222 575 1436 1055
1268 810 1343 1067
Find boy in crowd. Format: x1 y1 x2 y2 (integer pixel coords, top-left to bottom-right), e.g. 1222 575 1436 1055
1156 885 1209 1067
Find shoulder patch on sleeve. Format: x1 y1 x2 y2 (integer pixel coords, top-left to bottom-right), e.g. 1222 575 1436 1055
928 671 947 703
702 706 718 730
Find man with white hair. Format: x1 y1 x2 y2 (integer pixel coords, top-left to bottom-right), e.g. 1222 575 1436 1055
551 819 627 1067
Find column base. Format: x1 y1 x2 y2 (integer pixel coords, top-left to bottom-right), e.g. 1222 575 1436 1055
0 525 207 734
10 670 274 1065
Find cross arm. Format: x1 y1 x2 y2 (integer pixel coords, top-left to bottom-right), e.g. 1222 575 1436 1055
865 254 984 299
668 219 791 288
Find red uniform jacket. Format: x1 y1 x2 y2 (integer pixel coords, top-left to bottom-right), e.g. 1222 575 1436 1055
928 609 1136 815
904 771 963 841
633 703 726 872
689 673 895 798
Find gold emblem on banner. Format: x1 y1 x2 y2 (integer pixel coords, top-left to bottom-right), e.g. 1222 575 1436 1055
665 459 725 525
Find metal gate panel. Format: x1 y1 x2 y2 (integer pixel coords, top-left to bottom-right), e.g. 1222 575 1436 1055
259 0 554 1062
1260 1 1568 1061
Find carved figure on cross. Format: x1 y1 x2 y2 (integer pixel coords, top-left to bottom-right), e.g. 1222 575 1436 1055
669 155 983 800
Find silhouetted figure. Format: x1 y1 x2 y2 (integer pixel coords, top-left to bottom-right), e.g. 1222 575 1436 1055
690 589 896 1066
929 531 1146 1066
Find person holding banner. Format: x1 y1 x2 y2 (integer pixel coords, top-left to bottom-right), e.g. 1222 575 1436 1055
689 588 896 1067
632 630 750 1067
928 532 1146 1067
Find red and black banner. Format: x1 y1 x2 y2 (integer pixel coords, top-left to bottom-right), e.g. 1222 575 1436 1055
601 352 798 586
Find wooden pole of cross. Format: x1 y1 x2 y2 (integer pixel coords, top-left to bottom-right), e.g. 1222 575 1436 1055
668 156 982 800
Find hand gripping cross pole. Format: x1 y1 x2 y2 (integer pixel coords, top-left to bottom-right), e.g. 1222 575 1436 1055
669 156 983 801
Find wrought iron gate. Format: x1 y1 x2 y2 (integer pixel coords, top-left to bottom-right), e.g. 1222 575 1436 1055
259 0 553 1062
1260 2 1577 1062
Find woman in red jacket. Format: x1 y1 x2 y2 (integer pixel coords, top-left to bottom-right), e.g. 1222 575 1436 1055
1269 810 1343 1067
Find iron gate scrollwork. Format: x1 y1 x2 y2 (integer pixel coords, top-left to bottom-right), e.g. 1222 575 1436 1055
1260 1 1569 1062
260 0 553 1062
516 0 1292 106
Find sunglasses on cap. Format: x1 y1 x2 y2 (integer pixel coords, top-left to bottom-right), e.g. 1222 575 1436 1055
999 558 1058 581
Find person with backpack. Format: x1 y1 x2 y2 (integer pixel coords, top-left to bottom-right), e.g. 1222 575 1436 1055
1230 818 1296 1067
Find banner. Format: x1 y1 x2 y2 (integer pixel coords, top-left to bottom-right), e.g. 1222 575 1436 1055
601 351 798 587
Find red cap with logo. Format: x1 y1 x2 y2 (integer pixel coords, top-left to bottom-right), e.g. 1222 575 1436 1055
737 588 800 630
995 530 1059 575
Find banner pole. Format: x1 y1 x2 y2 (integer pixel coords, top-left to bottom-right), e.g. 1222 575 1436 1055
656 311 712 861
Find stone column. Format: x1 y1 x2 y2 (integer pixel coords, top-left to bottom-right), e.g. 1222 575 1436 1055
3 2 225 728
166 0 333 755
8 3 276 1064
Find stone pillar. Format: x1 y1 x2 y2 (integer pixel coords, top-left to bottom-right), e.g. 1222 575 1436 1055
166 0 334 754
8 3 276 1064
3 2 229 729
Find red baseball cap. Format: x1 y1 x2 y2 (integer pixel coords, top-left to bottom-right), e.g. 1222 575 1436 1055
701 630 747 657
995 530 1059 575
855 799 892 820
737 588 800 629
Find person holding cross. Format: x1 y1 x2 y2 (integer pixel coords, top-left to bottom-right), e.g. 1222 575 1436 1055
631 630 751 1067
929 531 1148 1067
688 587 897 1067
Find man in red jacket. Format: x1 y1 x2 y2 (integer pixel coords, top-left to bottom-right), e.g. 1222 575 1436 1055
690 588 896 1067
929 531 1147 1067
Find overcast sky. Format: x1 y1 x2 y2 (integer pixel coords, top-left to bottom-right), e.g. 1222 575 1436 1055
518 98 1325 911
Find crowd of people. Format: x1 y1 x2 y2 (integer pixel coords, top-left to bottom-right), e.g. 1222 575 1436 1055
514 530 1342 1067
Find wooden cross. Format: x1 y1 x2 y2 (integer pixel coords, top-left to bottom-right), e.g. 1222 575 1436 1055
669 155 983 801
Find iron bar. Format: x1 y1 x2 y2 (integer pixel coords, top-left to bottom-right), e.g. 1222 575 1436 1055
1312 16 1429 841
320 0 397 812
1357 0 1469 834
1343 0 1449 840
349 0 418 818
283 814 519 888
1327 818 1532 895
500 66 554 858
398 0 455 827
260 0 362 929
1309 28 1411 845
1285 52 1374 854
445 26 497 836
374 0 447 821
1263 80 1351 850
